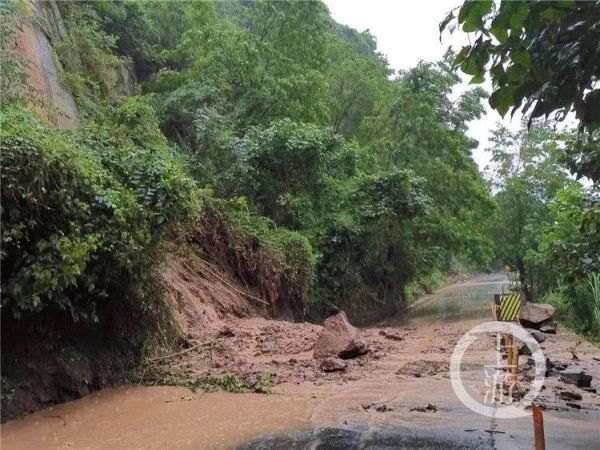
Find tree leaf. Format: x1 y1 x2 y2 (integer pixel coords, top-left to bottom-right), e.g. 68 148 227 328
512 49 531 68
490 25 508 43
489 86 516 116
509 2 530 30
460 56 481 76
439 11 455 34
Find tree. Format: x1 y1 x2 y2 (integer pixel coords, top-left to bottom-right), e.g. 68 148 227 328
441 0 600 183
360 60 495 271
485 122 571 297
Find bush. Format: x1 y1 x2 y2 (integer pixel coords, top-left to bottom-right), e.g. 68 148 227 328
192 196 316 320
543 275 600 340
0 105 195 320
312 169 426 322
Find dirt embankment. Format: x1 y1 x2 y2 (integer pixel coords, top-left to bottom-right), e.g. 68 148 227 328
145 244 408 391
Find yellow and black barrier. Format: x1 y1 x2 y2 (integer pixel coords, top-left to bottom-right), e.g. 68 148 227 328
494 292 524 322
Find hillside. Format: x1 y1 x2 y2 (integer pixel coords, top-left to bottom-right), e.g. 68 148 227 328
1 0 599 427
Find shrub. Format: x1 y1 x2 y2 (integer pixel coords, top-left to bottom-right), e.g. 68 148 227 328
191 196 316 321
0 105 195 320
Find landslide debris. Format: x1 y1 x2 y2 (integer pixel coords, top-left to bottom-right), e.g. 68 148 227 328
519 303 556 332
313 312 369 359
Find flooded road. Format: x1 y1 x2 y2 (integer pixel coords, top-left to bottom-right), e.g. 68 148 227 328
3 273 600 449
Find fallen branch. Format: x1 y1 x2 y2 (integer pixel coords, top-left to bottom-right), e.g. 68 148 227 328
145 343 203 363
145 339 223 364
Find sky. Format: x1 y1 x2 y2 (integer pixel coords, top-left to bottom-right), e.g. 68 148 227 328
323 0 522 171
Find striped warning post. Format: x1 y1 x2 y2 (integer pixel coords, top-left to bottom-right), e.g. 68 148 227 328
496 293 522 321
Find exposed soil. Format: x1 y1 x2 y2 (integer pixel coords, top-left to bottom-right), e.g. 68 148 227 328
141 311 412 389
144 249 452 390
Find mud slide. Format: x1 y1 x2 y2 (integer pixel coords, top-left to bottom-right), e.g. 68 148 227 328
2 274 600 449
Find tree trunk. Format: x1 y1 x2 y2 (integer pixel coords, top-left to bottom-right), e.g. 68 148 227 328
515 257 533 302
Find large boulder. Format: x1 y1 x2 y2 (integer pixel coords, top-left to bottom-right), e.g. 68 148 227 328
519 303 555 329
313 312 368 359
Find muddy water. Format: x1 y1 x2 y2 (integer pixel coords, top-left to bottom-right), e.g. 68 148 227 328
3 273 600 449
1 386 317 449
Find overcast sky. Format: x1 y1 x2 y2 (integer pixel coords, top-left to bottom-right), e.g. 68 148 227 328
324 0 522 171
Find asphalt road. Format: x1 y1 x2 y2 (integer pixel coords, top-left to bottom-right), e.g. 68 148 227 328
244 272 600 449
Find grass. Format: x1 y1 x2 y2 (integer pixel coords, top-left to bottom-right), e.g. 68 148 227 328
142 371 274 394
587 272 600 332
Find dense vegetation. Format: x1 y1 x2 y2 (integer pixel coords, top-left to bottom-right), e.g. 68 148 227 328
445 0 600 337
1 0 598 336
1 0 496 326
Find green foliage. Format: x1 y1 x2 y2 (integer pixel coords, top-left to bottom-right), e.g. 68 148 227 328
443 1 600 127
198 196 316 319
486 122 598 334
544 275 600 339
359 60 495 275
485 123 571 296
54 1 125 102
588 273 600 335
0 104 196 319
201 373 248 393
254 371 274 394
443 0 600 182
157 371 273 394
0 0 30 105
239 119 356 229
5 0 501 325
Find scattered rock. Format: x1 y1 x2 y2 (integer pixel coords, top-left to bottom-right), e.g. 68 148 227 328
527 356 549 366
527 329 547 343
320 357 347 372
552 362 569 371
560 372 593 388
379 329 404 341
361 402 375 410
559 391 582 401
396 360 449 378
519 343 532 356
565 402 581 409
375 404 393 412
519 304 555 329
313 312 369 360
539 320 557 334
410 403 437 413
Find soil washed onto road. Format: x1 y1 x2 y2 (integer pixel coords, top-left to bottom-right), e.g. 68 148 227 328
2 274 600 449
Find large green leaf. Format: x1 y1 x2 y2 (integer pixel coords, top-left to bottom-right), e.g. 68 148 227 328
489 86 516 116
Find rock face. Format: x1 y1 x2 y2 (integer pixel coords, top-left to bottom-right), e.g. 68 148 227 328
519 303 555 329
12 0 79 129
313 312 368 359
320 357 347 372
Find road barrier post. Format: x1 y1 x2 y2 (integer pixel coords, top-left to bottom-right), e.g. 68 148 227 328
532 403 546 450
